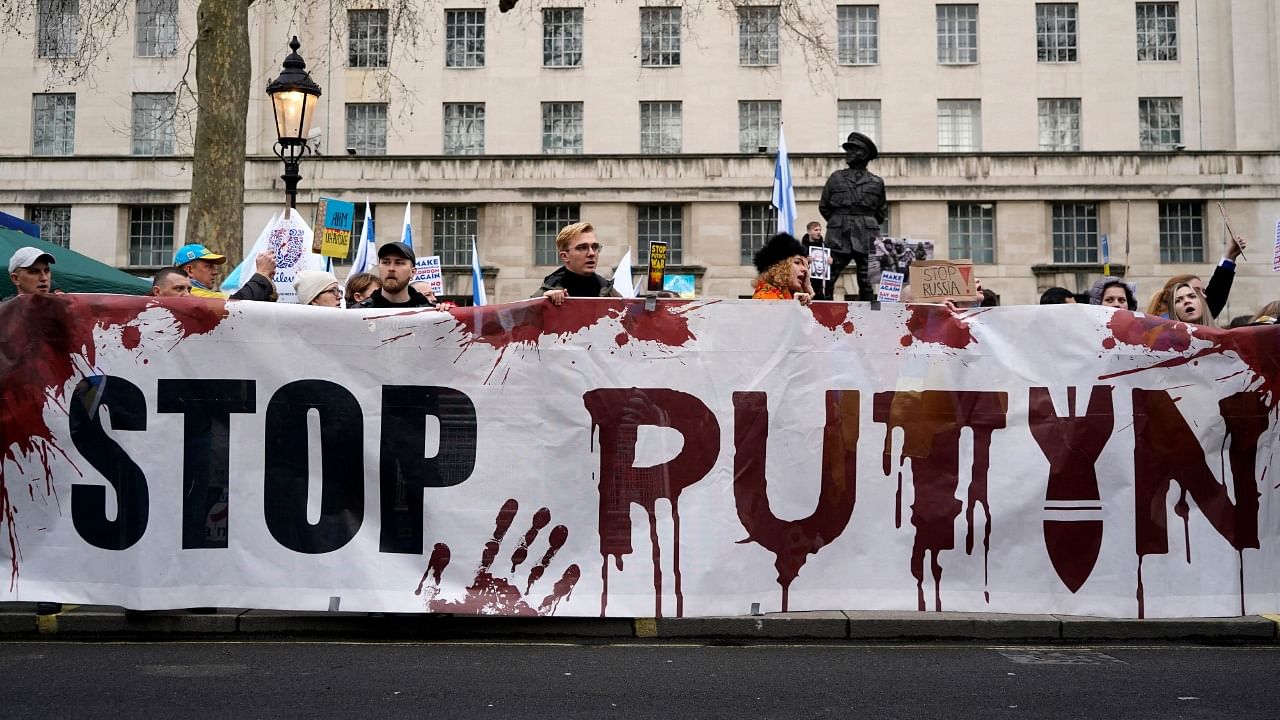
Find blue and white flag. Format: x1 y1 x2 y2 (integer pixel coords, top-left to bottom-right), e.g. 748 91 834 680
350 201 376 275
471 237 487 306
401 202 413 250
772 124 797 237
612 249 637 298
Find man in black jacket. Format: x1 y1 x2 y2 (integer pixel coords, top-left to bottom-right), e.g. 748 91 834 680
537 222 621 306
352 241 436 309
174 244 277 301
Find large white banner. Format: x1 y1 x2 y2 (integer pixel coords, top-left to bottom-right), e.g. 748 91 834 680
0 294 1277 618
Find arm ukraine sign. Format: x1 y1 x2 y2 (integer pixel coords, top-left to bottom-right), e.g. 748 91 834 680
0 294 1277 618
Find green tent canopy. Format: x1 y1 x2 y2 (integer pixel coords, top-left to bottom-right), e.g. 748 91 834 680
0 227 151 298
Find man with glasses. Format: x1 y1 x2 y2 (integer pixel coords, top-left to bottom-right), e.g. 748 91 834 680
537 222 621 306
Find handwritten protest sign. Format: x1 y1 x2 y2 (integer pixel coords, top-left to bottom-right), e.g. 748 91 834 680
877 271 904 302
911 260 975 303
312 198 355 258
413 256 444 294
647 240 668 292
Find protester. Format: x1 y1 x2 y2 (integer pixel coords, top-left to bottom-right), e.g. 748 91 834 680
294 270 342 307
1248 301 1279 325
751 233 813 306
1145 235 1248 319
174 243 277 301
802 221 833 299
1167 281 1212 326
1039 287 1077 305
352 242 435 309
7 246 55 296
1227 315 1256 328
344 272 380 306
980 288 999 307
538 222 622 306
150 267 192 298
1088 277 1137 311
410 281 440 304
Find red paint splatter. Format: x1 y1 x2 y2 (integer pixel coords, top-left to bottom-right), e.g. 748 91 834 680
416 499 580 616
873 391 1008 611
733 390 859 612
583 389 720 618
0 294 226 587
1029 386 1113 593
1101 320 1280 409
447 299 699 356
899 305 978 349
807 303 856 334
1132 389 1269 617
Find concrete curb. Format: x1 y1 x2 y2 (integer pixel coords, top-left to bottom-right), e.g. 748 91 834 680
0 604 1276 643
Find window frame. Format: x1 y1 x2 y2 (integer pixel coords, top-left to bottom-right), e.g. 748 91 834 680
127 205 176 267
937 99 981 152
26 205 71 249
346 103 388 156
542 7 583 68
639 6 681 67
1158 201 1204 264
37 0 79 59
739 203 776 266
837 5 879 65
445 9 486 68
443 102 485 155
1136 2 1179 62
738 100 781 153
637 204 683 265
948 202 995 264
131 92 177 156
1035 3 1078 63
936 4 978 65
837 99 882 149
541 101 584 155
348 10 389 68
640 100 682 154
32 92 76 156
1037 97 1081 151
1051 202 1099 264
1138 96 1183 150
738 6 780 66
432 205 480 266
135 0 177 58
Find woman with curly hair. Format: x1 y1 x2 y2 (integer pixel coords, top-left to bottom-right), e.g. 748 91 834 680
751 233 813 305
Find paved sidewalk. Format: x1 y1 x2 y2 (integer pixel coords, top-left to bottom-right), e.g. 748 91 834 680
2 603 1277 643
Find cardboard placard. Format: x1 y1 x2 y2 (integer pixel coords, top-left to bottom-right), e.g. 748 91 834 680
312 198 355 258
413 255 444 294
646 240 668 292
910 260 976 303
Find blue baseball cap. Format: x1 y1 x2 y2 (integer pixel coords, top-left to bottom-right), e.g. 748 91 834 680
173 244 226 267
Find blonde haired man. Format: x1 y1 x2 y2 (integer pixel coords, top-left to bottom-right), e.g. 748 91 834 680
536 222 622 306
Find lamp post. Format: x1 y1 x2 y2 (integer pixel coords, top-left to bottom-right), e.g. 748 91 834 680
266 36 322 212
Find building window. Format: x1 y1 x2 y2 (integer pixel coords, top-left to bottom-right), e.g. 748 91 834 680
534 204 580 266
1051 202 1098 263
37 0 79 58
948 203 995 264
837 99 881 148
542 102 583 154
937 99 980 152
128 206 175 267
1158 201 1204 264
433 205 478 266
640 101 682 154
640 7 680 66
1038 98 1081 151
136 0 177 57
443 103 485 155
32 93 75 156
936 4 978 64
740 203 775 265
348 10 388 68
26 205 71 249
837 5 879 65
738 6 779 66
132 93 176 156
637 205 682 265
1136 2 1178 62
346 103 387 156
738 100 780 153
1035 3 1077 62
1139 97 1182 149
543 7 583 67
445 9 485 68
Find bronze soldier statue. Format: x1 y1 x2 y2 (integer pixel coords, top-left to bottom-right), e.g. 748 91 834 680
818 132 887 301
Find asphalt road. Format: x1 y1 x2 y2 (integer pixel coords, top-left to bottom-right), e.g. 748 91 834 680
1 641 1276 719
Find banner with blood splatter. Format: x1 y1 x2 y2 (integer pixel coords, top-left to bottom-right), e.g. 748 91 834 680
1 294 1278 618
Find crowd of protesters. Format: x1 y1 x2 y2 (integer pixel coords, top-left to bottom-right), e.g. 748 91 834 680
4 220 1275 326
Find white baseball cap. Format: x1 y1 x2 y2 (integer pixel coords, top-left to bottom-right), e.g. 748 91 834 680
8 246 56 274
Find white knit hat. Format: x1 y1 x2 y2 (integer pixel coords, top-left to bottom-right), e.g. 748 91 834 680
293 270 338 306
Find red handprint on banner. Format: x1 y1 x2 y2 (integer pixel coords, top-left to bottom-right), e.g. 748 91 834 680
415 498 581 616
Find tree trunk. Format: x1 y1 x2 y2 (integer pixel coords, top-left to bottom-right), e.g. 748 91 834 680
185 0 251 259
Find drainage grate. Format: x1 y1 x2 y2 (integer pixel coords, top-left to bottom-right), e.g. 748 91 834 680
995 649 1125 665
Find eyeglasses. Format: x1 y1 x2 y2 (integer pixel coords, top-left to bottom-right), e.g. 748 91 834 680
324 287 342 297
571 243 603 253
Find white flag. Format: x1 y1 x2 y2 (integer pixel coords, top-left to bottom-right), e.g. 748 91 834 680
613 250 636 298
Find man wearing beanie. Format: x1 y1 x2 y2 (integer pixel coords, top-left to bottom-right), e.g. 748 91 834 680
294 270 342 307
352 241 435 309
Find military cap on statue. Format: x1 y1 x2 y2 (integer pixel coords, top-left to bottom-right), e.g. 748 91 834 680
841 132 879 161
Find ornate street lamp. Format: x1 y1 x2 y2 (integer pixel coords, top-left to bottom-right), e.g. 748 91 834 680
266 36 322 210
